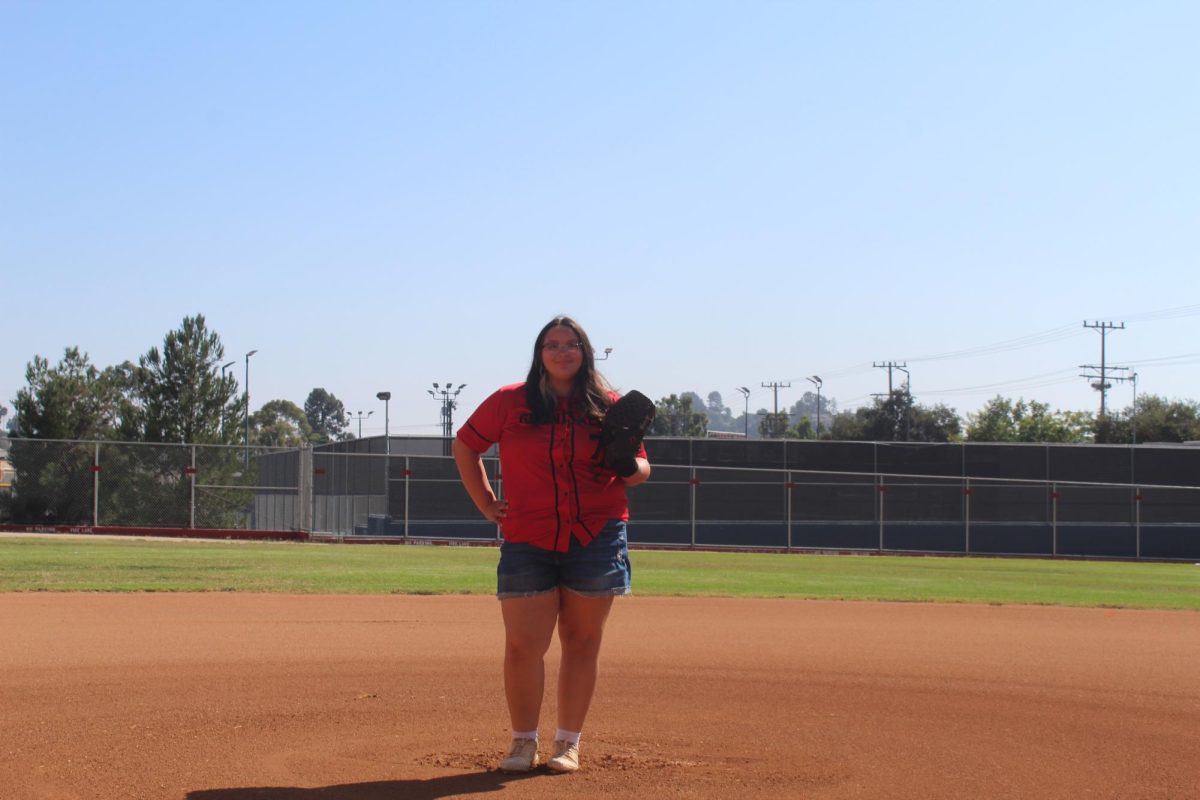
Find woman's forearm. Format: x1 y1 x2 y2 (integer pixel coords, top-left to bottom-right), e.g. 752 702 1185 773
453 439 508 523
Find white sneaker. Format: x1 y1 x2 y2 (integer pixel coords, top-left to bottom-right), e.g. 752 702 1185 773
546 739 580 773
499 737 540 773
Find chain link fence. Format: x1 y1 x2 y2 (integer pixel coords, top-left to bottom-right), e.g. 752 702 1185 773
0 439 297 530
1 438 1197 559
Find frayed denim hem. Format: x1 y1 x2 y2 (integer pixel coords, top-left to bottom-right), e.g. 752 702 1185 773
561 585 632 599
496 587 558 601
495 586 632 601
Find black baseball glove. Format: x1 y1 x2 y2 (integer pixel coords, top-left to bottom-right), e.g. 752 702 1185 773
596 390 655 478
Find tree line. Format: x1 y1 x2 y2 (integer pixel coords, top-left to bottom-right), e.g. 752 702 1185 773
6 315 354 448
5 316 1198 449
648 389 1200 444
0 315 355 525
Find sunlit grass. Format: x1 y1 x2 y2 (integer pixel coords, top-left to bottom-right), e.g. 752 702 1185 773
0 536 1196 610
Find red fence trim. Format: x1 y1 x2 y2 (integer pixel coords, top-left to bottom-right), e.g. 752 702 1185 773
0 524 306 541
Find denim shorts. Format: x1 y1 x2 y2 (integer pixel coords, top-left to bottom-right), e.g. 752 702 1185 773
497 520 632 600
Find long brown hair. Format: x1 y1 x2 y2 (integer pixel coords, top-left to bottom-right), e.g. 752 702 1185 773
524 316 613 424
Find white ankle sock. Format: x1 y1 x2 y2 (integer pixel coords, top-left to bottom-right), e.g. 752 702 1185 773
512 729 539 741
555 729 581 745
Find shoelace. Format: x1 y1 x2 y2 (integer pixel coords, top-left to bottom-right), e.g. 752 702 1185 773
508 738 538 757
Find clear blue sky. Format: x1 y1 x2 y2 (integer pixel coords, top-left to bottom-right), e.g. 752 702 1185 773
3 1 1197 436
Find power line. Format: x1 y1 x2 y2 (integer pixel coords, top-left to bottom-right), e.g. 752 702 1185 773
794 304 1200 387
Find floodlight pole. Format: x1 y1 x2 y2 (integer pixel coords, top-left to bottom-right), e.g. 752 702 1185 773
377 392 391 524
428 383 467 454
1131 371 1139 445
350 410 374 439
896 366 911 441
220 360 235 437
244 350 257 466
806 376 823 437
736 386 750 438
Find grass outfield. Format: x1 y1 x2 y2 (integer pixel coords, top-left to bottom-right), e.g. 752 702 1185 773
1 535 1198 609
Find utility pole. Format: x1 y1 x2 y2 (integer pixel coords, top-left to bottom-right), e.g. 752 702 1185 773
1080 321 1123 419
1081 320 1125 422
761 381 791 439
873 361 909 441
761 381 791 415
872 361 907 396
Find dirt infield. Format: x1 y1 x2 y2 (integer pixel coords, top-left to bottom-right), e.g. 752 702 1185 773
2 594 1197 800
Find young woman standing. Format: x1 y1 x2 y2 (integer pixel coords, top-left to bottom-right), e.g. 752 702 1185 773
453 316 650 773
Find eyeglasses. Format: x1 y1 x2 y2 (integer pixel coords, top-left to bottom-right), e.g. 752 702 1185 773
542 341 584 354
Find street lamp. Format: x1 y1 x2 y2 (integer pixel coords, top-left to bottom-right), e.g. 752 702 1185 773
895 366 911 441
350 410 374 439
376 392 391 453
220 360 235 437
806 376 823 437
1131 371 1139 446
596 347 613 360
376 391 391 528
736 386 751 438
244 350 258 465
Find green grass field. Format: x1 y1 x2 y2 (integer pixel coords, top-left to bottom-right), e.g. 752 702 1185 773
2 535 1198 609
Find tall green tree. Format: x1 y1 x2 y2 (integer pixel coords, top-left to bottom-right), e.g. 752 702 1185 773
786 416 814 440
831 390 961 442
1099 394 1200 444
133 315 241 444
305 388 349 443
11 348 129 440
705 391 737 432
6 348 133 523
252 400 314 447
909 402 963 442
966 396 1093 443
758 411 790 439
786 392 830 435
649 394 708 437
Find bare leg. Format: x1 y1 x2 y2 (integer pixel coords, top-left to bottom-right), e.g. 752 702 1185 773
500 591 560 732
555 590 615 733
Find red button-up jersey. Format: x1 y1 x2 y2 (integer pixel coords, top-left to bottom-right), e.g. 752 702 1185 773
456 382 648 552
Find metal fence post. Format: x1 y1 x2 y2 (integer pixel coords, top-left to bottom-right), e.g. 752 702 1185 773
690 465 697 548
1052 481 1058 557
1135 485 1141 560
299 445 313 533
785 469 792 551
877 473 885 552
93 442 101 527
964 476 971 555
403 456 410 541
189 445 197 529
